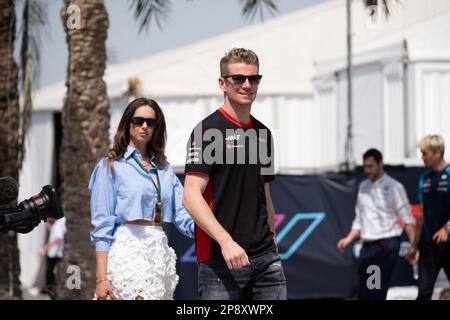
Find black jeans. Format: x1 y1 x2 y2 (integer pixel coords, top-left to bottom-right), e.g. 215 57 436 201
357 237 400 300
416 241 450 300
44 256 61 299
198 249 287 300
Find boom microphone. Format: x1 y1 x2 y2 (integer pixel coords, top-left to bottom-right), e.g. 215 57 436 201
0 177 19 205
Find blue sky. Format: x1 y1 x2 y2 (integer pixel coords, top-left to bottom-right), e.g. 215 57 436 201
20 0 327 87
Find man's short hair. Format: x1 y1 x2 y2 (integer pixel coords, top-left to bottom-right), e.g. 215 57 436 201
418 134 445 158
220 48 259 76
439 288 450 300
363 148 383 163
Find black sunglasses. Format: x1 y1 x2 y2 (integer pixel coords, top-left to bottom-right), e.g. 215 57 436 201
130 117 158 127
223 74 262 85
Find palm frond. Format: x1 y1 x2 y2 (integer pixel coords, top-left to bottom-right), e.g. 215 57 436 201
18 0 47 167
240 0 278 22
363 0 400 17
128 0 171 34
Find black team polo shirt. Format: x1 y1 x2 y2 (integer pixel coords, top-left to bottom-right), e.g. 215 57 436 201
185 107 276 263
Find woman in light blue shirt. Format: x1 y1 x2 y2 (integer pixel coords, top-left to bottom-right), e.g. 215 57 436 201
89 97 194 300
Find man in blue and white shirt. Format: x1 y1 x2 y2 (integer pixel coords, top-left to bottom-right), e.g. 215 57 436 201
337 149 416 300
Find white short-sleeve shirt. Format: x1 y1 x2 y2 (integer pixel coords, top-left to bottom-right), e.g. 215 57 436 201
47 217 67 258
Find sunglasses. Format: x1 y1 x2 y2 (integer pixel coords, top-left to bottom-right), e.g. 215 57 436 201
223 74 262 85
130 117 158 127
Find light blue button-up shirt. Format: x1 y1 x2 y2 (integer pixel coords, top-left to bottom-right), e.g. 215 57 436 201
89 145 194 251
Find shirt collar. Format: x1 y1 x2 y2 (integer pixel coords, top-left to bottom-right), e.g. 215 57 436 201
125 145 155 162
372 173 387 185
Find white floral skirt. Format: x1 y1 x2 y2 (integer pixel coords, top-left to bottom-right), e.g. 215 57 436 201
107 224 178 300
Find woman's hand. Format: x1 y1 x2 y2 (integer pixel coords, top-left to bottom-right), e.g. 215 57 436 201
95 279 115 300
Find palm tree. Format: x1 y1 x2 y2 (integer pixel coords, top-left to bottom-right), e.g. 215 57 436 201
0 0 22 300
55 0 277 300
19 0 47 166
0 0 46 300
363 0 397 16
56 0 110 300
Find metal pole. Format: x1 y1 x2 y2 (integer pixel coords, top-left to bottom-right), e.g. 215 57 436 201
345 0 353 172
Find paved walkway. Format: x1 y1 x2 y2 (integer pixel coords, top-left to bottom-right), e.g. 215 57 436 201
22 287 51 300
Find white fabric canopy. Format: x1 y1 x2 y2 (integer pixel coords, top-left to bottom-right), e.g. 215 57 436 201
33 0 450 111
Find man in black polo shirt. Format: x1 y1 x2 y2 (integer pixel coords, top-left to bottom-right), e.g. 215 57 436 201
409 135 450 300
182 48 286 300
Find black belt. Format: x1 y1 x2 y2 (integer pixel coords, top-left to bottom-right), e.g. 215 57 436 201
362 236 400 253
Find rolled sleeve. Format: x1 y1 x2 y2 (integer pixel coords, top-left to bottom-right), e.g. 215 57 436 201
89 159 117 252
351 192 362 231
417 174 425 203
95 239 113 252
393 184 414 225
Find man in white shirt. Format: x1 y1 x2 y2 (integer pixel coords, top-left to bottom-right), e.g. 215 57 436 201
39 217 67 299
337 149 416 300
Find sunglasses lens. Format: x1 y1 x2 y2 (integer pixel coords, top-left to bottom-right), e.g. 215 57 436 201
131 117 157 127
131 117 144 126
227 74 262 85
147 119 157 127
231 75 246 84
248 75 262 84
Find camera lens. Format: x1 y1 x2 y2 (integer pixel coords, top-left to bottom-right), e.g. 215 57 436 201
23 185 63 221
41 185 64 219
0 184 64 234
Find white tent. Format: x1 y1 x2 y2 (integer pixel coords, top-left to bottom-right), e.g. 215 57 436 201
20 0 450 289
316 8 450 167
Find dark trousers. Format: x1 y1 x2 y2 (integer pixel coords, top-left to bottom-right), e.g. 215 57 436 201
416 241 450 300
45 256 61 299
357 237 400 300
198 249 287 300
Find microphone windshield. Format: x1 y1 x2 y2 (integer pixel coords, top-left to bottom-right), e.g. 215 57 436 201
0 176 19 205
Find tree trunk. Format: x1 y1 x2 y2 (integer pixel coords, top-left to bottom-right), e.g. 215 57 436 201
56 0 110 299
0 0 23 300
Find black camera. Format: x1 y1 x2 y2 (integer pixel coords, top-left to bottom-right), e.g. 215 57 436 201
0 177 64 234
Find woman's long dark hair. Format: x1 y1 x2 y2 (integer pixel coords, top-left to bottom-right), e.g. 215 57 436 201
106 97 167 172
